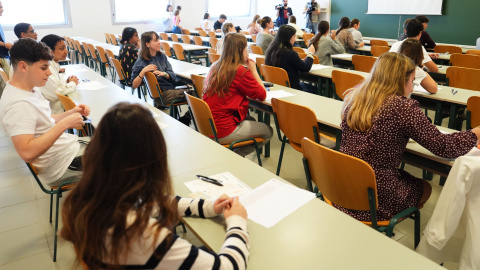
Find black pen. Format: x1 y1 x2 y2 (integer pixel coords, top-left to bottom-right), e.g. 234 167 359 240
196 175 223 186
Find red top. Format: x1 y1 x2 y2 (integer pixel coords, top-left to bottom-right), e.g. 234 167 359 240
203 65 266 139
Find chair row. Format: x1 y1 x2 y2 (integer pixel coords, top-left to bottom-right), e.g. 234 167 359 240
104 33 120 45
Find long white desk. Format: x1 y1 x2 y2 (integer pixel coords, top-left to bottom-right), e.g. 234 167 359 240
63 63 442 269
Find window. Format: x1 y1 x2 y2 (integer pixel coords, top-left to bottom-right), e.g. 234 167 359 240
207 0 251 18
1 0 70 26
112 0 170 23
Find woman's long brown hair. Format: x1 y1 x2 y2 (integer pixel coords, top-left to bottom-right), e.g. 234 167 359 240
204 33 247 97
61 103 177 269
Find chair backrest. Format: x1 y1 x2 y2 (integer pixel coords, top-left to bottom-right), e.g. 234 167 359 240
272 98 319 147
332 70 364 100
193 36 203 46
207 31 216 38
104 33 112 44
105 49 115 65
434 45 462 54
172 44 186 61
352 54 377 72
160 42 173 57
171 33 180 43
209 37 218 49
87 44 98 60
95 46 108 64
110 57 126 81
467 96 480 129
303 33 314 44
292 47 305 54
109 34 118 45
260 64 290 87
143 72 163 99
55 92 85 131
250 45 263 55
194 27 202 31
466 49 480 56
75 40 84 54
251 34 257 42
446 66 480 91
198 30 207 37
256 57 265 77
191 74 206 98
301 137 377 210
181 35 191 44
182 29 191 35
0 68 8 83
450 53 480 69
208 53 220 65
298 53 307 60
82 42 91 57
184 93 217 138
369 39 389 46
370 46 390 57
311 54 320 64
160 32 169 41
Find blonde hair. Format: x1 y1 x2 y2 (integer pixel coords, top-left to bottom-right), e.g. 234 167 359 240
204 33 247 97
342 52 415 131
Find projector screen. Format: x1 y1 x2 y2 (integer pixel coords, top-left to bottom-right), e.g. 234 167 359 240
367 0 443 15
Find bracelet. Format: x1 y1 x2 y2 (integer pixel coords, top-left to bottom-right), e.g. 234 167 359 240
139 75 144 79
163 73 168 78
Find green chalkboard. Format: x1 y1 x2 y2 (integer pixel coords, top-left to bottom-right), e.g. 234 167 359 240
330 0 479 46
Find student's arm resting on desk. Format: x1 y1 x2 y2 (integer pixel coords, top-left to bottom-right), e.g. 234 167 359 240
423 60 439 73
420 73 438 94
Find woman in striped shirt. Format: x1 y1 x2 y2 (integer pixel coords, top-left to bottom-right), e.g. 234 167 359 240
61 103 249 269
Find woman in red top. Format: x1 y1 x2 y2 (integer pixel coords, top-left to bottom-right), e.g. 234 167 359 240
203 33 273 156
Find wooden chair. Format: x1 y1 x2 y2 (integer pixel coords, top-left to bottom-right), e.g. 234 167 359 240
172 44 205 65
55 92 92 136
369 39 389 46
209 37 218 49
207 31 216 38
160 32 169 41
303 33 314 45
370 46 390 57
466 49 480 56
191 74 205 98
182 29 191 35
467 96 480 129
256 57 265 79
208 53 220 65
251 34 257 43
104 33 111 44
74 40 87 64
96 46 114 78
250 45 263 55
446 66 480 91
434 45 462 54
160 42 174 58
86 44 100 72
449 53 480 69
198 30 207 37
171 33 180 43
0 68 8 84
352 54 377 72
109 33 118 45
184 93 264 166
298 53 320 64
260 64 290 87
292 47 305 54
194 27 202 31
301 137 421 248
240 31 249 35
272 98 335 175
26 163 77 262
110 57 146 100
81 42 92 67
143 72 187 118
105 49 116 79
332 70 364 100
181 35 192 44
193 36 203 46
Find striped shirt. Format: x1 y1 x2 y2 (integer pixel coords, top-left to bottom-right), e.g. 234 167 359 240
101 197 250 269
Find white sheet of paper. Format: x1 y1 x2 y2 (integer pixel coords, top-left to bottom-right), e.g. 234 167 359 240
240 179 316 228
76 80 107 91
177 68 209 78
413 85 432 95
184 172 252 199
332 53 353 59
266 90 295 101
310 64 331 71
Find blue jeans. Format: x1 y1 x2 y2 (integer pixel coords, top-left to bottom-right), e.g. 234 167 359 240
300 82 318 95
172 26 182 34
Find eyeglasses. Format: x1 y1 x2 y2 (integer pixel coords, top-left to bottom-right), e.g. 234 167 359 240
27 30 36 34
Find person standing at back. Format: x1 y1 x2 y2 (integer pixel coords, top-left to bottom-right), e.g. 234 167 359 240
303 0 321 34
0 1 12 95
276 0 292 27
162 5 174 33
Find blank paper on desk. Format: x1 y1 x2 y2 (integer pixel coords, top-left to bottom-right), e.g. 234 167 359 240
266 90 295 101
240 179 315 228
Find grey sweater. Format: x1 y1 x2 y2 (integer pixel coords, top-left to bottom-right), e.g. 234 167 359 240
314 36 345 66
256 32 274 54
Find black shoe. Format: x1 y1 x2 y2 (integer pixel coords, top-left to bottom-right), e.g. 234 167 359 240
178 112 192 126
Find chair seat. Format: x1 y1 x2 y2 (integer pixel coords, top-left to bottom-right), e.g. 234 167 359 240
50 184 76 191
290 133 336 153
222 137 266 148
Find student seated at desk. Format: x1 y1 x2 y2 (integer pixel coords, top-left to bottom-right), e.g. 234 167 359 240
214 14 227 33
288 16 304 38
266 25 316 93
61 103 250 270
247 14 261 35
0 38 90 187
336 17 364 52
415 15 436 49
309 21 345 66
131 31 192 110
38 34 79 114
340 52 480 222
348 18 363 45
256 16 275 54
200 12 211 31
217 22 235 54
398 19 411 41
118 27 140 85
13 22 38 40
390 19 439 73
204 33 273 156
399 39 437 94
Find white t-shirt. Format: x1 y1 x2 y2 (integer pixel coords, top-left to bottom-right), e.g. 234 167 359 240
390 39 432 65
288 23 304 38
38 61 76 114
414 66 428 86
200 19 211 31
0 83 79 184
348 28 363 45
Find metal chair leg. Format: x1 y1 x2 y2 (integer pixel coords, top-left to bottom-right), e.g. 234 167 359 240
53 193 61 262
276 136 287 175
49 191 53 223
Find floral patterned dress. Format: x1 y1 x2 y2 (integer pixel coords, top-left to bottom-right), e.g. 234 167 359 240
118 43 138 85
339 95 477 221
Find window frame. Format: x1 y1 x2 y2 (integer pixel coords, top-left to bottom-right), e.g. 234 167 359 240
110 0 171 25
2 0 72 30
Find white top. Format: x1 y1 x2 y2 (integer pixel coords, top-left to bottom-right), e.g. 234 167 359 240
288 23 304 38
348 28 363 44
390 39 432 65
0 83 79 184
414 66 428 86
200 19 211 31
163 11 174 32
38 61 76 114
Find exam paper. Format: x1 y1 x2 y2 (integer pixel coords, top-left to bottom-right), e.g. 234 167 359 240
266 90 295 101
332 53 353 59
240 179 316 228
413 85 432 95
177 68 209 78
76 80 108 91
310 64 331 71
184 172 252 199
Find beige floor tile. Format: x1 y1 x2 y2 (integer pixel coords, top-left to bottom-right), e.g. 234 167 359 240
0 250 54 270
0 180 36 209
0 145 20 159
393 209 433 235
0 137 13 147
397 235 415 250
52 244 82 270
0 167 31 189
0 200 41 234
0 129 7 138
443 261 459 270
0 223 50 265
0 155 26 173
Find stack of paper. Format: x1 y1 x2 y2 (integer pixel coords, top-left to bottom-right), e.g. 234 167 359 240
310 64 331 71
332 54 353 59
413 85 432 95
184 172 252 199
266 90 295 101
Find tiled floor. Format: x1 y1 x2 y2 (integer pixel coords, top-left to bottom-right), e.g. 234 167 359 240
0 72 457 269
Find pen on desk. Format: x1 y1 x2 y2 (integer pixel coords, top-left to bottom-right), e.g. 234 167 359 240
196 175 223 186
82 79 90 82
266 88 271 91
451 89 458 95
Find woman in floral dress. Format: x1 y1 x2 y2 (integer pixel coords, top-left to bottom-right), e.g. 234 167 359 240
118 27 139 86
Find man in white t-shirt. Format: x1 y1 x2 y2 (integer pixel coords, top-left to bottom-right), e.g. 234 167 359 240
0 38 90 187
389 19 439 73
